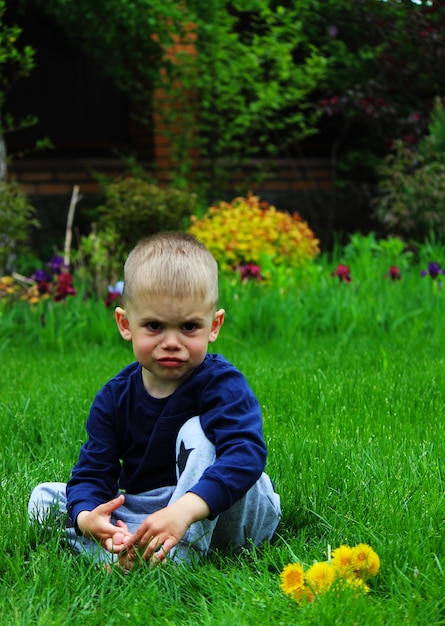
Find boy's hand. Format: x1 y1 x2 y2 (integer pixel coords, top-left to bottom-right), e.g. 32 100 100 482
121 493 210 568
76 494 131 553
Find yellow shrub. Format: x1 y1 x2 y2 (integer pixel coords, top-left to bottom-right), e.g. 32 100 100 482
189 193 319 272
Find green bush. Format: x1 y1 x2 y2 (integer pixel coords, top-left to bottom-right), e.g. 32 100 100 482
0 181 40 273
73 225 125 300
95 177 198 253
374 99 445 239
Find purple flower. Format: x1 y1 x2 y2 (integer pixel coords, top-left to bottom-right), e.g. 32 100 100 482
420 262 445 279
32 269 51 283
48 255 66 274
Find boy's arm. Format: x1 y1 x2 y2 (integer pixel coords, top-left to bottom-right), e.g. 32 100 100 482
121 492 210 566
190 368 267 518
67 385 123 526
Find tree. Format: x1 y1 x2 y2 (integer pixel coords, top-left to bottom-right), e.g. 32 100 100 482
10 0 445 227
13 0 330 197
374 99 445 240
0 0 35 179
303 0 445 184
156 1 329 195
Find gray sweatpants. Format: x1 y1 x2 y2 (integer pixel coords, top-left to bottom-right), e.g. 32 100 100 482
28 416 281 565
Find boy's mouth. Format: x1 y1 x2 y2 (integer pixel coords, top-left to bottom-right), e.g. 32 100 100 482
158 358 185 368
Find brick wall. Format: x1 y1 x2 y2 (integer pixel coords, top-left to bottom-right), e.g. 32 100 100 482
7 158 131 195
8 156 333 197
11 154 371 252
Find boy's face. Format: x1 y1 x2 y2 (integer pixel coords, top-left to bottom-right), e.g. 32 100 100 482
115 293 224 398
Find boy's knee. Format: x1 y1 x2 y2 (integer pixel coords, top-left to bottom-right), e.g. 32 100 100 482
175 416 215 481
28 482 67 520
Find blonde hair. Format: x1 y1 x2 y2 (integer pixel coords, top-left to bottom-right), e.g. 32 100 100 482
122 232 219 308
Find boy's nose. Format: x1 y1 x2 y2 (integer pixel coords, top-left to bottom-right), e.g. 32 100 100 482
161 332 181 349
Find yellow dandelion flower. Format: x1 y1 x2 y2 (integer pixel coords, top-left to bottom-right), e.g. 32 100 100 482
293 585 315 604
331 575 370 596
350 544 380 580
344 576 370 593
331 544 353 573
280 563 305 596
306 561 336 593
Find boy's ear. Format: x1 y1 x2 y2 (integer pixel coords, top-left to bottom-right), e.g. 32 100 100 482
115 307 132 342
209 308 225 343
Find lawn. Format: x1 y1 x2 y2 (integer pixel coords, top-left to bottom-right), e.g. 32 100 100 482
1 250 445 625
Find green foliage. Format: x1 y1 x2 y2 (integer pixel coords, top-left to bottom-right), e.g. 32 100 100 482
0 0 37 178
418 97 445 166
374 100 445 239
161 1 328 192
309 0 445 184
12 0 445 207
73 225 125 300
189 193 319 274
0 180 39 272
4 233 441 351
73 178 199 298
342 232 412 278
0 285 121 350
96 177 198 253
0 0 35 110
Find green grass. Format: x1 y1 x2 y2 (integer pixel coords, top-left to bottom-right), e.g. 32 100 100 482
1 252 445 624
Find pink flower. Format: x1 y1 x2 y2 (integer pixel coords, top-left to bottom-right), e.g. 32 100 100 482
54 273 77 301
386 266 401 281
238 263 263 282
331 264 351 283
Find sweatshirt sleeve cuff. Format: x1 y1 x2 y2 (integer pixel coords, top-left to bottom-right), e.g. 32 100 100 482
187 477 233 520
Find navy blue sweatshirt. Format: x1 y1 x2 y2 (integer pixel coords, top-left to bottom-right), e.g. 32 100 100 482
67 353 266 524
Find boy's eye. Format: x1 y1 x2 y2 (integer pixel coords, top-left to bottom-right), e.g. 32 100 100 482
146 322 162 331
182 322 197 332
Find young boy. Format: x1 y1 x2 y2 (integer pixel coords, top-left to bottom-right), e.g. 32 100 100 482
28 232 281 567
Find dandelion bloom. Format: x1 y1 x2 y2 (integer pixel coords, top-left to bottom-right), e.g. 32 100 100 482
350 543 380 579
337 576 370 595
306 561 336 592
280 563 305 596
331 264 351 283
294 585 315 604
331 544 353 574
